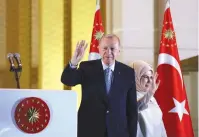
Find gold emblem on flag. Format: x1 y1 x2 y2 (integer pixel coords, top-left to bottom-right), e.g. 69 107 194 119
94 31 104 41
163 29 175 40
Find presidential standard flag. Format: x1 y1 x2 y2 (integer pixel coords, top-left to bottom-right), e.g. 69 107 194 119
88 0 104 60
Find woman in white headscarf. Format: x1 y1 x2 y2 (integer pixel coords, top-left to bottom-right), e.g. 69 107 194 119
129 60 167 137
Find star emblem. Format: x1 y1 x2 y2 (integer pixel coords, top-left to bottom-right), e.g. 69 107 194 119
27 107 40 124
169 98 189 121
164 29 175 40
94 31 104 41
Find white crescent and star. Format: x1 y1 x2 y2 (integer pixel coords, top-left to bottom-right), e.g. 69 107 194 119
157 53 189 121
169 98 189 121
158 53 183 88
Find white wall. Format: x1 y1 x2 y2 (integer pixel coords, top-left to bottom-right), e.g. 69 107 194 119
168 0 198 60
106 0 198 64
107 0 156 65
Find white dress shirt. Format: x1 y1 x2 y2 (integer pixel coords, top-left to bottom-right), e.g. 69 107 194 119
101 60 115 71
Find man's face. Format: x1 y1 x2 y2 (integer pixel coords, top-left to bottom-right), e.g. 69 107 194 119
99 37 120 65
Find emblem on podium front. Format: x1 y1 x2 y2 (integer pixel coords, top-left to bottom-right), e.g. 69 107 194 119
14 97 50 134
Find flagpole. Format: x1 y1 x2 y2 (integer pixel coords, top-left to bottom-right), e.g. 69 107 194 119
168 0 170 6
165 0 170 10
96 0 100 6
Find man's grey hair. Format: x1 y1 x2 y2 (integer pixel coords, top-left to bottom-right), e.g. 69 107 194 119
99 34 121 46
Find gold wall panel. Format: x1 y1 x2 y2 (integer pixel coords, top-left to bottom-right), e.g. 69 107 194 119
0 0 6 88
1 0 31 89
0 0 6 70
18 0 31 89
100 0 106 33
38 0 64 89
64 0 72 90
31 0 39 89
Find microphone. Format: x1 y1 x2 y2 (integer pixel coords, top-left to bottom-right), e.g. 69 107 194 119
7 53 15 67
13 53 22 67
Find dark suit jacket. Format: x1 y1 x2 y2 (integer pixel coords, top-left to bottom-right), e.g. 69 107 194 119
61 59 137 137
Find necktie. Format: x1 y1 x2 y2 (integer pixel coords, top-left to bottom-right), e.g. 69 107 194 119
104 68 113 94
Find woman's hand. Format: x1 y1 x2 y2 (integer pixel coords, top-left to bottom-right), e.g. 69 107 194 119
150 72 160 95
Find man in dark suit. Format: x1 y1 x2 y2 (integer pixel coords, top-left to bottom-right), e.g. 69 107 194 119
61 34 138 137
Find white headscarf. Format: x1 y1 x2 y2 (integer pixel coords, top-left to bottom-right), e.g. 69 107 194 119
129 60 154 92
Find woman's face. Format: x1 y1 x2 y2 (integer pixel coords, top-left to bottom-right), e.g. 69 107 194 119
140 70 153 92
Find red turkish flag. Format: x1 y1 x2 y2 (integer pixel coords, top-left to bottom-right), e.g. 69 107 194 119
88 1 104 60
154 1 194 137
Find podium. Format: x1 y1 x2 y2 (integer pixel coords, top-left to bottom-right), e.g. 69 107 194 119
0 89 77 137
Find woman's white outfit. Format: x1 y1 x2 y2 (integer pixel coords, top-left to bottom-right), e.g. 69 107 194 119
137 91 167 137
129 60 167 137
